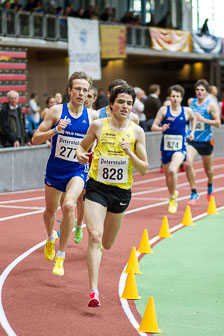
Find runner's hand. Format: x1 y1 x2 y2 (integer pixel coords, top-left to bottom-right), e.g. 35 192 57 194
57 119 68 132
121 137 131 154
77 152 92 164
162 123 170 132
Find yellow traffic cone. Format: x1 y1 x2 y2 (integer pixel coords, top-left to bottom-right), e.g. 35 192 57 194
159 216 172 238
124 247 142 274
120 268 141 300
181 205 194 226
137 297 162 333
207 195 218 214
137 229 153 254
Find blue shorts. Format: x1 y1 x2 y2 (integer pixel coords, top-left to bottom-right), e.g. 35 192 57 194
161 150 186 165
45 168 88 192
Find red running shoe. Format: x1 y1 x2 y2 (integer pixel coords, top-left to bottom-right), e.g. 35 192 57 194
88 291 100 308
207 191 214 201
179 165 185 172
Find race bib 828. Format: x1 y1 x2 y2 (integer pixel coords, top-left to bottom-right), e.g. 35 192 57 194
97 155 128 184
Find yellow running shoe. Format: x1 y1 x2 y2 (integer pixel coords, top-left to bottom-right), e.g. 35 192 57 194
44 230 57 261
52 256 64 276
168 198 178 214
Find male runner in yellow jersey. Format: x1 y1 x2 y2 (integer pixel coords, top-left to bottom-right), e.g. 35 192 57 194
76 85 149 307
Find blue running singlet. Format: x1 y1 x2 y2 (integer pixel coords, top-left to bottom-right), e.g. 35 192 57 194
45 104 89 182
190 98 213 142
160 105 187 164
99 106 107 119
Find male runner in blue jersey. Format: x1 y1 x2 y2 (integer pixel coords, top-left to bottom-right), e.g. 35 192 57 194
152 85 196 213
32 71 98 276
186 79 221 205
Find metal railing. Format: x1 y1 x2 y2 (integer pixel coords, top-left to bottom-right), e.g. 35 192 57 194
0 9 149 47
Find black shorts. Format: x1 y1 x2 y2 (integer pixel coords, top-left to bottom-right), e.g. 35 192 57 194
187 140 214 156
85 178 131 214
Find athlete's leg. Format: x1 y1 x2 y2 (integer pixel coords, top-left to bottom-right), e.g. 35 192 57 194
185 145 198 189
59 176 84 252
163 152 184 198
102 211 124 250
43 185 61 236
85 198 107 290
202 154 213 184
74 189 85 243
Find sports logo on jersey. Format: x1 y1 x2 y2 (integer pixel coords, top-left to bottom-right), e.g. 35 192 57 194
65 117 72 125
82 119 87 123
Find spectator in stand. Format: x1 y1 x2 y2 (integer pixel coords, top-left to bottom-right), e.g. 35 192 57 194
74 8 84 18
83 5 98 19
0 90 30 147
24 105 38 142
100 7 112 22
29 92 40 128
157 10 172 28
40 96 57 122
144 84 161 131
120 10 135 24
132 87 147 131
146 14 157 27
55 92 63 105
64 3 75 16
95 88 108 110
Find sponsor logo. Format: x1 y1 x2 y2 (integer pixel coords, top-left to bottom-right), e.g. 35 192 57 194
120 202 127 206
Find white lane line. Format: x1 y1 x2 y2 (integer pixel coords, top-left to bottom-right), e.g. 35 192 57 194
0 188 44 196
0 205 45 210
0 196 44 205
132 173 224 196
119 206 224 335
0 210 44 222
132 163 224 186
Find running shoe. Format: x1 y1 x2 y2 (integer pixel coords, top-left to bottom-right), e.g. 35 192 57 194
57 219 61 237
44 230 57 261
188 192 200 206
74 226 83 244
168 198 178 214
88 291 100 307
207 186 214 201
160 166 164 173
52 256 64 276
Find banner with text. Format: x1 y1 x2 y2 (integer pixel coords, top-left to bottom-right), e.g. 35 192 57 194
100 25 126 59
68 18 101 80
149 27 192 52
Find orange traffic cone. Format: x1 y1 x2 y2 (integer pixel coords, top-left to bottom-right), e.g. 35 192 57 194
181 205 194 226
137 297 162 333
120 268 141 300
159 216 172 238
124 247 142 274
207 195 218 215
137 229 153 254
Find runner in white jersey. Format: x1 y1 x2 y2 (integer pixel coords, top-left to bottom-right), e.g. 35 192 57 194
32 71 98 277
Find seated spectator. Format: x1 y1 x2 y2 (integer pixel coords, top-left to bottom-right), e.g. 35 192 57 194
157 10 172 28
120 10 135 24
100 7 112 22
0 90 30 147
74 8 84 18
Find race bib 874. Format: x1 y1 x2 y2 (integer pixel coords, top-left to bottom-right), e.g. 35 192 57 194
164 134 183 151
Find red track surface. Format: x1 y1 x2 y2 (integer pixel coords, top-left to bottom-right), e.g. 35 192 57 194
0 157 224 336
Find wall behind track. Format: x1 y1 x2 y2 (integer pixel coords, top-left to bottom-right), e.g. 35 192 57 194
0 126 223 192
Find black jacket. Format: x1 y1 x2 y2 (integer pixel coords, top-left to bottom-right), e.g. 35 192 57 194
0 103 28 147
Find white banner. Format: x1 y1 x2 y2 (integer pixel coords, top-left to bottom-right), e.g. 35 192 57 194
68 18 101 80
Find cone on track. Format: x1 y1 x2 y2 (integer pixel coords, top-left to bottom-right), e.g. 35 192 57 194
207 195 218 215
159 216 172 238
124 247 142 274
120 268 141 300
137 229 153 254
181 205 194 226
137 297 162 333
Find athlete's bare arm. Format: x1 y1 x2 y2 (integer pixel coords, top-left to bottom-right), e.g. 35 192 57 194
87 108 99 123
185 107 196 141
206 101 221 127
32 104 66 145
151 106 168 132
76 119 103 164
121 124 149 175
